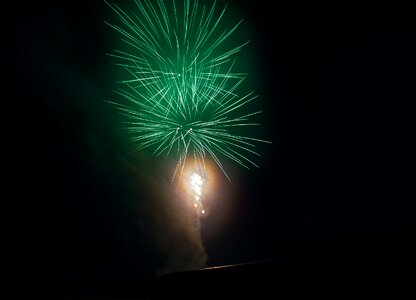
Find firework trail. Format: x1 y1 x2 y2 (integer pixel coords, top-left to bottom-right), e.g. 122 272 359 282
106 0 269 182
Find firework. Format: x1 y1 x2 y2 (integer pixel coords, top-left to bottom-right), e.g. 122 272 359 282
106 0 269 181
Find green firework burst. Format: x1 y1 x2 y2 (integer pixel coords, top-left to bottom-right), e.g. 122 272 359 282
106 0 269 180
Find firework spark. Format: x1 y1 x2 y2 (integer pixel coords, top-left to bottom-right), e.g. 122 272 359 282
106 0 269 180
189 172 205 214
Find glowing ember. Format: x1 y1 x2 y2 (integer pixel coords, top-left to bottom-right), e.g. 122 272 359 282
190 173 205 214
190 173 203 197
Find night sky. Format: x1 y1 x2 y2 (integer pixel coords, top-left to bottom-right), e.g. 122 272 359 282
3 0 416 298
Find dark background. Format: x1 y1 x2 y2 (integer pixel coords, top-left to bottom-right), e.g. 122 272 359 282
3 0 416 298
